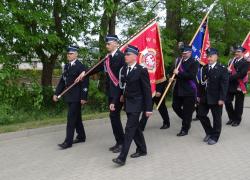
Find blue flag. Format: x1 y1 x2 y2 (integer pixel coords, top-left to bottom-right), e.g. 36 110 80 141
191 19 208 61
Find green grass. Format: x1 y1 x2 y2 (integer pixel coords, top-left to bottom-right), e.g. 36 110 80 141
0 112 109 134
0 101 172 134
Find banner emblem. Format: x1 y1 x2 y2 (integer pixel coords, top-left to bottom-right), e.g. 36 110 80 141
140 48 157 72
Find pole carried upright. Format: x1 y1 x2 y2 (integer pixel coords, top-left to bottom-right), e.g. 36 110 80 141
156 0 219 110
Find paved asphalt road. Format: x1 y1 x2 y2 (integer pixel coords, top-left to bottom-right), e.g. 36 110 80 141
1 98 250 180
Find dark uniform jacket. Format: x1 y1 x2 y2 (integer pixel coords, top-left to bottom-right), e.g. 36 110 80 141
173 57 199 97
119 64 153 113
55 60 89 102
228 58 249 93
198 63 229 105
88 50 125 104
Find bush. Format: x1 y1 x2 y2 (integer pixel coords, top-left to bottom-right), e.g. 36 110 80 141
0 66 108 125
86 80 108 112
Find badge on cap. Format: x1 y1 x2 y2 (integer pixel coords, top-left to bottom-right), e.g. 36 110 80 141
182 45 192 53
67 45 79 53
105 35 119 43
124 45 139 56
206 48 218 56
234 45 246 52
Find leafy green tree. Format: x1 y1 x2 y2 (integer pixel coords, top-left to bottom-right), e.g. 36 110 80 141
0 0 95 89
164 0 250 57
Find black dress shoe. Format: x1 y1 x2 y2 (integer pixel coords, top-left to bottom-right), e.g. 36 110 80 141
130 152 147 158
192 117 199 121
112 158 125 166
177 131 188 137
207 139 217 145
112 145 122 153
160 124 170 129
232 122 240 127
203 135 211 142
73 138 85 144
109 144 118 151
58 142 72 149
226 119 234 125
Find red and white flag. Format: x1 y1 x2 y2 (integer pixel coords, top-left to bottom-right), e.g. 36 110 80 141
242 31 250 61
121 22 166 96
200 24 210 64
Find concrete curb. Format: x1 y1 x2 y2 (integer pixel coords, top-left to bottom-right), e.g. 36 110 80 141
0 117 112 141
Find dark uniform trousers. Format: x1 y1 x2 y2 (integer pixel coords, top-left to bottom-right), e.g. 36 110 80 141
55 59 89 145
197 63 229 142
198 103 222 141
66 102 86 144
172 96 196 132
140 80 170 130
118 112 147 162
140 96 170 131
225 91 245 124
225 58 248 124
88 50 125 146
172 57 198 133
109 98 124 145
117 64 152 162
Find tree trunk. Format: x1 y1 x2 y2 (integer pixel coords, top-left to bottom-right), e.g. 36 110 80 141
99 0 121 56
165 0 182 41
109 11 117 35
109 0 121 35
99 9 110 56
222 3 231 56
41 61 55 87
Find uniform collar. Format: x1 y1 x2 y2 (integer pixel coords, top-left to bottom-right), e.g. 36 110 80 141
70 59 77 66
235 56 243 62
208 62 217 69
128 62 137 70
183 56 191 62
111 48 118 57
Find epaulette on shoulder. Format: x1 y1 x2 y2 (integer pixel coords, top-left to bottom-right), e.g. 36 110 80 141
218 63 225 68
219 64 227 69
136 64 143 68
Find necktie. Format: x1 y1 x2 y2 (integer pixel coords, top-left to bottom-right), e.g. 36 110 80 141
234 58 238 64
208 65 212 72
127 67 132 75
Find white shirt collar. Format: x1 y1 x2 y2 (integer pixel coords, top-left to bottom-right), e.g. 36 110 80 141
183 56 191 62
70 59 77 66
235 56 244 62
209 62 217 69
128 62 137 69
111 48 118 57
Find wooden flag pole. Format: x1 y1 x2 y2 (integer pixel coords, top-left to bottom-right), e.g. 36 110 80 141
156 0 219 110
242 31 250 46
58 16 159 99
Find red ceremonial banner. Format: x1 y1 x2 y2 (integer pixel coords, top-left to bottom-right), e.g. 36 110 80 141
242 32 250 72
200 24 210 64
120 22 166 96
242 32 250 61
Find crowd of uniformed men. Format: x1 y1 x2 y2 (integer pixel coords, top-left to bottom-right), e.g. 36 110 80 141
53 34 249 166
